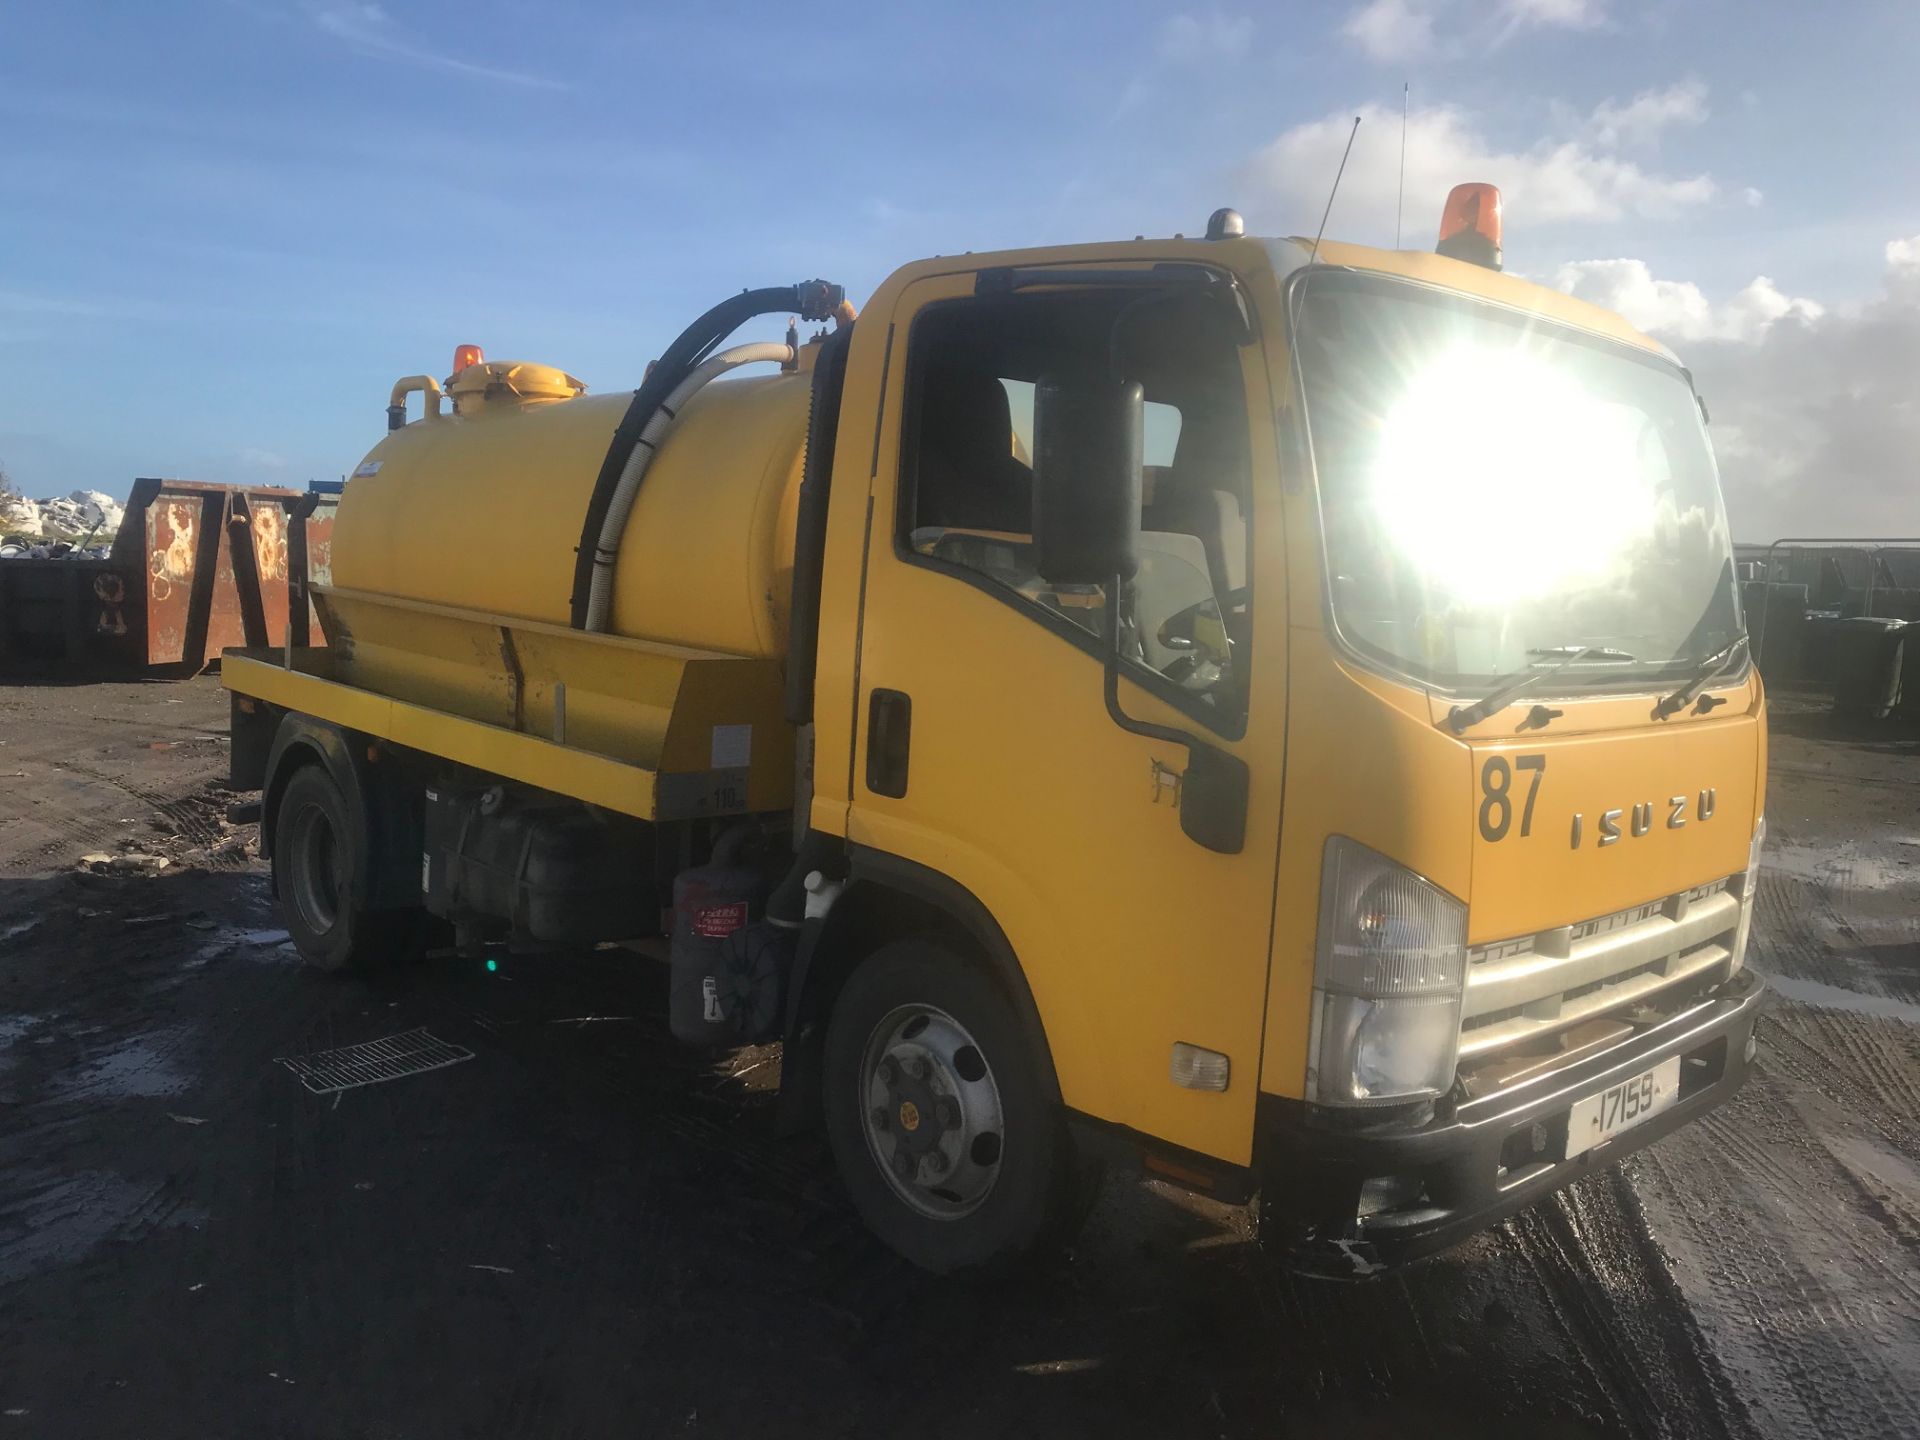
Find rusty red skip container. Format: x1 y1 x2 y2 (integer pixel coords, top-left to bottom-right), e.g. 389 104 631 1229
0 478 334 675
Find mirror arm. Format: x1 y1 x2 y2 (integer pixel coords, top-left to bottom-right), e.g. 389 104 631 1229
1101 576 1249 855
1102 574 1195 750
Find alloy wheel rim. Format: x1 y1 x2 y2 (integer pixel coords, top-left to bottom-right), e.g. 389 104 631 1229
858 1003 1006 1220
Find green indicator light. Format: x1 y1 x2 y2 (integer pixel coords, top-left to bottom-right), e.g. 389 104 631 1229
485 958 498 973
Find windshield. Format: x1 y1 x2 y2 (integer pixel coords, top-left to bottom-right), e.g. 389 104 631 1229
1293 270 1742 692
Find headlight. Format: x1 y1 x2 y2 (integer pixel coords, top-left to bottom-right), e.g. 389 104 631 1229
1308 838 1468 1106
1731 816 1765 972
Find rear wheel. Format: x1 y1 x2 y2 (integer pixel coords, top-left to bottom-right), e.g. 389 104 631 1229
823 938 1081 1274
272 765 423 973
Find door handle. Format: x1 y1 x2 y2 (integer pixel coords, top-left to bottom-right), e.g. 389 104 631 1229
866 688 912 798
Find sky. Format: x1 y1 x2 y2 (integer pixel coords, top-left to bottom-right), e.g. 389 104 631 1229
2 0 1917 542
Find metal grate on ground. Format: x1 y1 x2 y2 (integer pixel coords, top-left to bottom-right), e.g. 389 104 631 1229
275 1027 475 1094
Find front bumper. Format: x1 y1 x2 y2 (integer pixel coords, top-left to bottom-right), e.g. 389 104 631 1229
1257 967 1766 1276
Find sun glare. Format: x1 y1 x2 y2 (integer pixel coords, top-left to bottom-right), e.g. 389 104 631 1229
1368 346 1656 608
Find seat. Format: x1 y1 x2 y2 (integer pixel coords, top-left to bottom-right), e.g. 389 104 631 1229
1142 465 1247 600
915 368 1032 535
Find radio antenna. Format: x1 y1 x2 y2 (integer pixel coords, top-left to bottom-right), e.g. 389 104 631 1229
1396 83 1409 248
1312 115 1362 261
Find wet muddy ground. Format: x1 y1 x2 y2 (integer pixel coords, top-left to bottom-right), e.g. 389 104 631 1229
0 677 1915 1438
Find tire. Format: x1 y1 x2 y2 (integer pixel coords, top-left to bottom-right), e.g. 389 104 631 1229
823 938 1080 1274
271 765 423 973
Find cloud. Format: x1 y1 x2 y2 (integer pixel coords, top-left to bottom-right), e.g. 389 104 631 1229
1243 94 1720 241
1886 235 1920 299
1591 239 1920 541
1552 259 1822 342
1158 11 1254 63
0 289 175 326
1341 0 1601 62
1112 11 1251 124
1501 0 1603 27
1588 79 1707 147
1341 0 1435 63
305 2 565 89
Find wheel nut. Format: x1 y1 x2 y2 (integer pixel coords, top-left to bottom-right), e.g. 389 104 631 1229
926 1150 950 1175
871 1107 891 1131
877 1057 899 1085
891 1149 918 1181
936 1099 960 1128
908 1056 931 1082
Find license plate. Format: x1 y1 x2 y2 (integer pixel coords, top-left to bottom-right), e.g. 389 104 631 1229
1566 1055 1681 1158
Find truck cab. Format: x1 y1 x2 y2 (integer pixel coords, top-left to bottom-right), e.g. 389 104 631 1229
801 212 1763 1271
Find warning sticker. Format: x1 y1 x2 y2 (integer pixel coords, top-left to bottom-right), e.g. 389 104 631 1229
711 724 752 769
352 460 383 478
692 901 748 939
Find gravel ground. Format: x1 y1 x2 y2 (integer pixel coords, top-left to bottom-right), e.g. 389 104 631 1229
0 676 1914 1439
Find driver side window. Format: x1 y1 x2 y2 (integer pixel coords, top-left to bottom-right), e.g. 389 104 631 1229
897 287 1252 734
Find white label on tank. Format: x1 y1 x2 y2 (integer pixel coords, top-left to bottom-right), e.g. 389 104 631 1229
421 851 431 892
701 975 723 1024
711 724 752 769
352 460 382 478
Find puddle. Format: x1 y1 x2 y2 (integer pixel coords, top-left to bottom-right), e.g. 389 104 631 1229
0 1016 38 1049
55 1033 192 1100
1765 974 1920 1024
0 1169 209 1286
0 918 43 945
0 1015 40 1073
184 929 295 968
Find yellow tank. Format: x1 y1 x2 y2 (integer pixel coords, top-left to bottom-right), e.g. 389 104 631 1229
330 350 816 658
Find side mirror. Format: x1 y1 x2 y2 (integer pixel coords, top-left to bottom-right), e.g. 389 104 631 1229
1180 743 1249 854
1032 374 1144 587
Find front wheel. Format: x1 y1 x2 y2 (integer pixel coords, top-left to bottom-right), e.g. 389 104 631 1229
823 939 1082 1274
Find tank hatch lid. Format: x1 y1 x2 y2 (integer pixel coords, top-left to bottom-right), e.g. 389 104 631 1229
446 360 587 403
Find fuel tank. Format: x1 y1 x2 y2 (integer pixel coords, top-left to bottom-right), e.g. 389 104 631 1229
328 351 815 658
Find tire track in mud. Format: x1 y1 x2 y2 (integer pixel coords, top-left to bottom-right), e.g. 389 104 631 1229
40 760 250 870
1760 1008 1920 1154
1647 710 1920 1439
0 682 231 873
1500 1173 1755 1440
1631 1069 1920 1440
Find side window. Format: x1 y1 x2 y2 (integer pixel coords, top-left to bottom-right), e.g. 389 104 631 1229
1000 380 1183 470
898 287 1252 732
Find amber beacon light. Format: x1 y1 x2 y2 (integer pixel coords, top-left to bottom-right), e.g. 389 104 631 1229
1436 183 1503 271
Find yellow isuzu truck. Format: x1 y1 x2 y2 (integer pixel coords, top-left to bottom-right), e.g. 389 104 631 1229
224 189 1767 1275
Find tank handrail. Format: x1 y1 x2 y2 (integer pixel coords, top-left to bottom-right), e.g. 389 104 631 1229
387 375 444 431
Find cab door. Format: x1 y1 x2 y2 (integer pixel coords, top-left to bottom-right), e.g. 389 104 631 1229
840 266 1289 1165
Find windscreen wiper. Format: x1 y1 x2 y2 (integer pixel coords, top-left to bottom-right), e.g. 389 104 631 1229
1650 635 1749 720
1442 646 1636 734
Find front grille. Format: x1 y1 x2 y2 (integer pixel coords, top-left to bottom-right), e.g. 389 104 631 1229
1458 879 1738 1068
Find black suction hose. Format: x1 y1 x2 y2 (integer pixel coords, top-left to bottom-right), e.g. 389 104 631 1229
568 280 845 628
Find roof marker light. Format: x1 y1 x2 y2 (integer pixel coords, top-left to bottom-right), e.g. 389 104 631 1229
1436 183 1503 271
452 343 484 374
